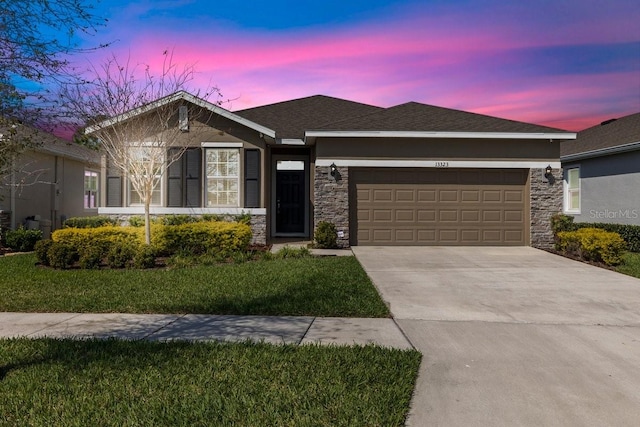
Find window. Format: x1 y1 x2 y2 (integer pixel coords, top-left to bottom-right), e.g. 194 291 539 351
84 170 99 209
127 146 162 206
565 167 580 213
206 148 239 206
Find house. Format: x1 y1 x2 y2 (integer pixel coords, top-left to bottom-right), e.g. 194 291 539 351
561 112 640 225
92 91 576 248
0 129 101 237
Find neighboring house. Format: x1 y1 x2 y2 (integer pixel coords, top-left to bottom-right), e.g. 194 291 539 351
561 112 640 226
0 130 101 237
93 91 576 248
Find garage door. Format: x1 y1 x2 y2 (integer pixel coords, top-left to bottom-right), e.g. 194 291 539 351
351 168 529 246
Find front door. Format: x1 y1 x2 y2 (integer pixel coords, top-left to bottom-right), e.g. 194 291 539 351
273 158 308 236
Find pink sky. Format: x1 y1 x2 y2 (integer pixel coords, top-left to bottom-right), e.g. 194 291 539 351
76 0 640 131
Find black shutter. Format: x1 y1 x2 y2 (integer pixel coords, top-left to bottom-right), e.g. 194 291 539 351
106 158 122 207
167 148 183 207
185 148 201 207
244 149 260 208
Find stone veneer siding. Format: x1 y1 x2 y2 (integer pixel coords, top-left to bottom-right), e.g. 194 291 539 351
313 166 349 248
530 167 563 249
105 213 267 246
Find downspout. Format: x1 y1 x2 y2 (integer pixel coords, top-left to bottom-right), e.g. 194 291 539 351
51 156 59 230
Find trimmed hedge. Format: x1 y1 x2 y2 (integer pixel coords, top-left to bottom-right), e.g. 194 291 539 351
314 221 338 249
63 216 118 228
153 221 252 257
45 221 252 269
557 228 627 266
551 214 640 252
5 227 42 252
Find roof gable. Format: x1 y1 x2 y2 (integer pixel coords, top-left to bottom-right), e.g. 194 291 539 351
319 101 567 134
85 91 275 139
234 95 383 140
561 112 640 158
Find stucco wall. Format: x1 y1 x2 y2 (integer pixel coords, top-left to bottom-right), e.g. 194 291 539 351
563 151 640 226
530 167 563 249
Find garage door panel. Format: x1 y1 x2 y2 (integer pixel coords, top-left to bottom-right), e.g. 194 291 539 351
352 168 528 246
373 210 392 222
395 210 415 222
373 189 393 202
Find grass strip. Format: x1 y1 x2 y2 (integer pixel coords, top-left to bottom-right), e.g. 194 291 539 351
0 338 421 426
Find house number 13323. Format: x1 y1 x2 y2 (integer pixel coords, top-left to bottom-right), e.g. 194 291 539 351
434 161 449 167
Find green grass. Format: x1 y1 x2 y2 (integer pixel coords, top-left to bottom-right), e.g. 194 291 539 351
616 252 640 279
0 338 421 426
0 254 389 317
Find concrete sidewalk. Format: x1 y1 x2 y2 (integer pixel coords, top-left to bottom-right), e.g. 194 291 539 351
0 312 413 349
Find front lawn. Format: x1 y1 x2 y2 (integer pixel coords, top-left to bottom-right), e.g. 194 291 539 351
616 252 640 279
0 254 389 317
0 338 421 426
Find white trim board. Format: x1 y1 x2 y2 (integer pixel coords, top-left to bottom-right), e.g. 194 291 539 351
316 159 561 169
99 207 266 215
201 142 243 148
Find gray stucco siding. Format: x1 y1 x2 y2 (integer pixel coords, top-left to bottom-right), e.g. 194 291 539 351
563 150 640 225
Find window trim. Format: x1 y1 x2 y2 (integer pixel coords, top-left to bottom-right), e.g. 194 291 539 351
126 145 164 207
84 169 100 210
564 166 581 214
205 147 241 207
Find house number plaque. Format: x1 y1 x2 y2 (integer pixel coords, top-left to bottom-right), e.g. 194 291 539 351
434 161 449 168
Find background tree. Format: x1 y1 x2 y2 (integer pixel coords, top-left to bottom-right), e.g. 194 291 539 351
60 52 222 244
0 0 107 184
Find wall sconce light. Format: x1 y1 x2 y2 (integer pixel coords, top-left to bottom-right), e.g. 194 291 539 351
330 163 338 178
544 165 553 182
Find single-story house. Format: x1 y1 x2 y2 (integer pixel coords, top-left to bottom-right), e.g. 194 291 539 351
0 129 101 237
92 91 576 248
561 112 640 225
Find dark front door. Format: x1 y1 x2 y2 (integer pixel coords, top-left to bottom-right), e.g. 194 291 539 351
276 170 305 233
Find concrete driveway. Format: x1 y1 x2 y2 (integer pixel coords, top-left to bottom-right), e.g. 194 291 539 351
352 246 640 427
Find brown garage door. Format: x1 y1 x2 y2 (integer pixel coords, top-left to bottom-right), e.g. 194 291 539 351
351 168 529 246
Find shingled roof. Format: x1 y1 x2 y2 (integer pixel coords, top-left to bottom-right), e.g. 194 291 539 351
561 112 640 158
317 102 567 134
234 95 383 139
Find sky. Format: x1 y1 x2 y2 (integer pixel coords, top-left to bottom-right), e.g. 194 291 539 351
70 0 640 131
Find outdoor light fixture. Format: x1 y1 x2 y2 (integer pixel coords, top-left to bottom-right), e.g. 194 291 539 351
544 165 553 182
330 163 338 178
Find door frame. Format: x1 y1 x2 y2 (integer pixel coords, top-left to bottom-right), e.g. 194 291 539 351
271 154 310 238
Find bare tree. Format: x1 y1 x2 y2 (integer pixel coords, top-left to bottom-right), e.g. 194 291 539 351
1 0 107 183
60 52 222 244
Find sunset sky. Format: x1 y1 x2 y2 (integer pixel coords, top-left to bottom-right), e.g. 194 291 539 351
71 0 640 131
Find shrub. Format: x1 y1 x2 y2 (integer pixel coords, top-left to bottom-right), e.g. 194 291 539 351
63 216 117 228
5 227 43 252
152 221 252 257
314 221 338 249
128 216 145 227
47 242 78 269
107 239 140 269
234 212 251 225
557 228 627 266
160 214 198 226
133 245 156 269
201 214 223 222
551 214 578 235
34 239 53 266
52 226 143 249
574 222 640 253
78 243 105 269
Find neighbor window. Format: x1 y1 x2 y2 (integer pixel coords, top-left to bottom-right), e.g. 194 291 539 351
127 146 162 206
84 170 99 209
565 167 580 213
206 148 239 206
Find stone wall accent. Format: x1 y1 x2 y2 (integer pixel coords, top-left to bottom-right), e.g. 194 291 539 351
105 213 267 246
530 167 563 249
313 166 350 248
